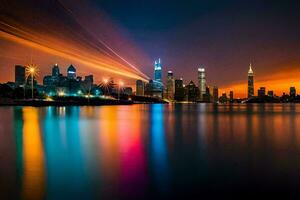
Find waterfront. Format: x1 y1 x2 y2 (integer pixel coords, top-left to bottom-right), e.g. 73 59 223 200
1 104 300 199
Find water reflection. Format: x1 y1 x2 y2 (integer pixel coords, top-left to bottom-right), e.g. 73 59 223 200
22 107 45 200
1 104 300 199
150 104 169 194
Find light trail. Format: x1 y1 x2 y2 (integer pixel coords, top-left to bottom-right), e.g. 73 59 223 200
0 0 150 81
0 29 148 81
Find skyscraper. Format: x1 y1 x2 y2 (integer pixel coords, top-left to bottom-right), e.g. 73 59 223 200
229 91 234 102
52 64 60 77
290 87 296 98
67 64 76 79
166 71 175 100
136 80 144 96
248 63 254 98
213 86 219 103
258 87 266 98
15 65 25 86
267 90 274 97
198 67 206 101
154 58 162 83
186 80 199 102
174 78 185 101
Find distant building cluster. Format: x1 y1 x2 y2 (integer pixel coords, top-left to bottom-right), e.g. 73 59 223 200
136 60 300 103
14 64 101 97
136 59 217 102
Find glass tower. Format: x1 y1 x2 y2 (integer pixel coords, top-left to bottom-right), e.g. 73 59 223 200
154 58 162 83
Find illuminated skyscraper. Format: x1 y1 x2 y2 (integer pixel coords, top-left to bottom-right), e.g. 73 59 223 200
248 63 254 98
166 71 175 100
154 58 162 83
198 67 206 101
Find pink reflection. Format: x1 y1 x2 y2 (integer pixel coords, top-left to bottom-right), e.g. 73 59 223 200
118 106 147 198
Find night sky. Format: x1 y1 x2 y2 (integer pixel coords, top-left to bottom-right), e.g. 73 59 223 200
1 0 300 96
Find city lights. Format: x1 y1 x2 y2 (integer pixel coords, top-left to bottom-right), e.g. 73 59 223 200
25 64 39 99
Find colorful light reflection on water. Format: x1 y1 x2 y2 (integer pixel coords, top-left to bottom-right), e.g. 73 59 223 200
1 104 300 199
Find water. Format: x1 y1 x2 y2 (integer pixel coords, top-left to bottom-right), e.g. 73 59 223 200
1 104 300 199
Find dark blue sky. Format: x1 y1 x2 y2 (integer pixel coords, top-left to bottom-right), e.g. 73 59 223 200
1 0 300 95
96 0 300 86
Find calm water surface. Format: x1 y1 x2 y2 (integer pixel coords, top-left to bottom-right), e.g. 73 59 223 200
1 104 300 199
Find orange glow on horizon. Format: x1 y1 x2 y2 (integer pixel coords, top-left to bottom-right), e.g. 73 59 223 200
220 69 300 98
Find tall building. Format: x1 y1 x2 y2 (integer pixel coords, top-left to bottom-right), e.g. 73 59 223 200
144 80 163 98
290 87 296 98
166 71 175 100
204 86 211 102
136 80 144 96
198 68 206 101
186 81 199 102
174 78 185 101
154 58 162 83
248 63 254 98
67 65 76 79
15 65 25 86
219 92 228 103
84 75 93 86
52 64 60 77
267 90 274 97
229 91 234 102
258 87 266 98
83 75 93 92
213 86 219 103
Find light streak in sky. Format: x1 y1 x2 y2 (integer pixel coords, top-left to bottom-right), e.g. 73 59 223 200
0 0 150 81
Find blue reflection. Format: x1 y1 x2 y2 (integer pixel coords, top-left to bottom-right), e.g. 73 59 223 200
150 104 169 193
43 106 91 199
13 107 24 186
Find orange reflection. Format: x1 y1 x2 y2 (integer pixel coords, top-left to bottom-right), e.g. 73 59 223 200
98 106 120 184
22 107 45 200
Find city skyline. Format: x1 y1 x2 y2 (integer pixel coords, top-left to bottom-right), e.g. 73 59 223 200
5 59 300 102
1 0 300 97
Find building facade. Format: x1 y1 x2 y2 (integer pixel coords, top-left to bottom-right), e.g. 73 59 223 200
154 58 162 83
213 86 219 103
174 78 185 101
166 71 175 100
136 80 145 96
248 64 254 98
290 87 296 98
258 87 266 98
186 81 199 102
229 91 234 102
15 65 25 87
67 65 76 79
198 68 206 101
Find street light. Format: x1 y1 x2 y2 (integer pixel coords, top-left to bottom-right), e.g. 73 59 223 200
102 78 110 95
25 64 39 100
103 78 108 84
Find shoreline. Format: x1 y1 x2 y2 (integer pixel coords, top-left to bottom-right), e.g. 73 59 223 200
0 98 167 107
